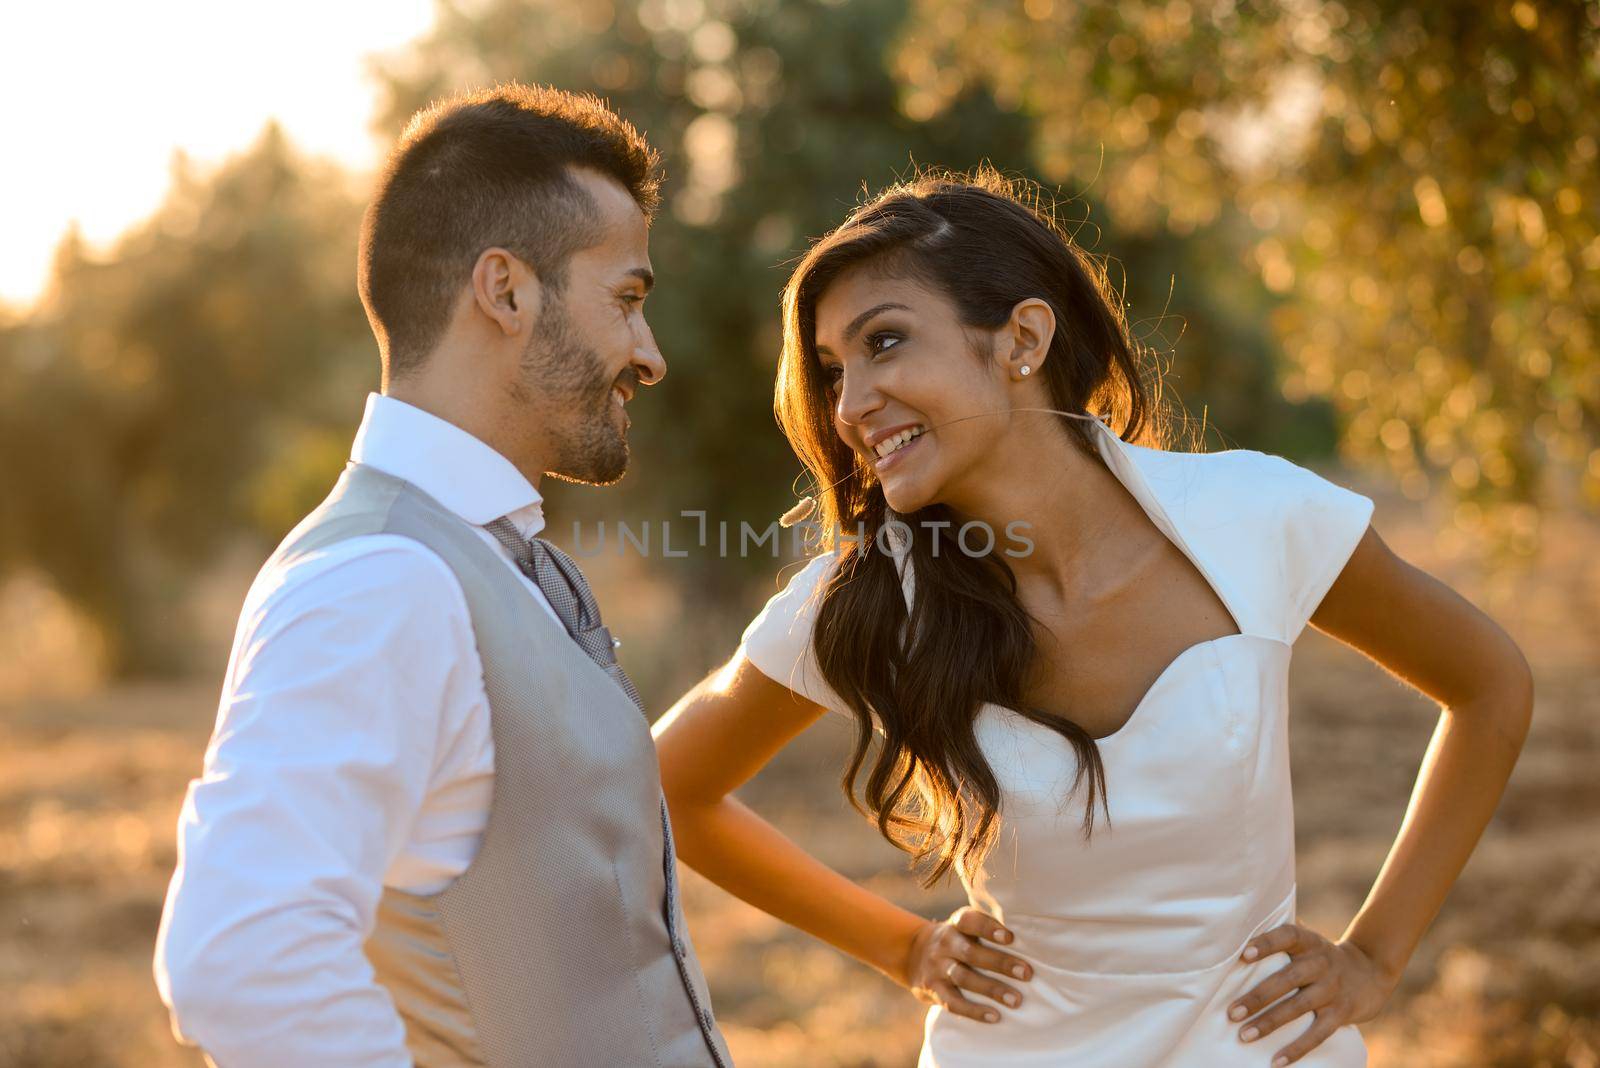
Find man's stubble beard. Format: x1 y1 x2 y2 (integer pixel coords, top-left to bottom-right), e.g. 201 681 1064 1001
511 292 630 487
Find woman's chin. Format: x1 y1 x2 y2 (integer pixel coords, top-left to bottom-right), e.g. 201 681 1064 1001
881 480 934 516
874 437 942 515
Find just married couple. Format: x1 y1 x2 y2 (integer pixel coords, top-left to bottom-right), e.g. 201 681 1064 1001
153 83 1532 1067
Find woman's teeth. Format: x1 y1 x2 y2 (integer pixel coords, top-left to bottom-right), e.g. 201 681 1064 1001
873 426 925 461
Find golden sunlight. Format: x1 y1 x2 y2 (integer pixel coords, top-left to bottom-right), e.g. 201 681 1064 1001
0 0 436 311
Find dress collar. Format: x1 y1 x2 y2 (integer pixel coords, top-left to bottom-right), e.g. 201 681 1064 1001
349 392 545 538
1086 413 1243 632
887 412 1244 635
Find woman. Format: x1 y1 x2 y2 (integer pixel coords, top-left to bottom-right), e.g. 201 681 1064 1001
652 168 1532 1067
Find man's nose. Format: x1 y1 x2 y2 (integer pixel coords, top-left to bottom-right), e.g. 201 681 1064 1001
633 321 666 386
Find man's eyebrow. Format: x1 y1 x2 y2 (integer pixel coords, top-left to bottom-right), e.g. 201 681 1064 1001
625 267 654 293
815 302 909 356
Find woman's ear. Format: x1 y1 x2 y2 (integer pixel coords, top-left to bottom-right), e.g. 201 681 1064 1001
999 298 1056 380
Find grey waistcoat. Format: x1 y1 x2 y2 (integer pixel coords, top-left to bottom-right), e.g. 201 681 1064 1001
269 462 733 1068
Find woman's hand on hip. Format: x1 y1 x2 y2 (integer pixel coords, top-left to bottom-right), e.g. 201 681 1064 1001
904 906 1034 1024
1229 924 1399 1065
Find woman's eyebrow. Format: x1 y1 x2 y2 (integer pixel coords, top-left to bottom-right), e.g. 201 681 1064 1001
816 301 909 356
843 302 908 341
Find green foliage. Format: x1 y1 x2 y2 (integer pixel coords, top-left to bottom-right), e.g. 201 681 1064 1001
0 126 373 674
16 0 1554 677
894 0 1600 554
367 0 1294 673
372 0 1036 540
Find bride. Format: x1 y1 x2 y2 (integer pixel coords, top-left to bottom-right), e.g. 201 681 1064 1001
651 168 1532 1067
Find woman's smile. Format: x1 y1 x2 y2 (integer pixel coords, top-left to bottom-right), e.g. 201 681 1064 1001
872 425 930 473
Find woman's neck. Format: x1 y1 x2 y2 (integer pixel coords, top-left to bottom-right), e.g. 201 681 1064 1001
940 424 1138 600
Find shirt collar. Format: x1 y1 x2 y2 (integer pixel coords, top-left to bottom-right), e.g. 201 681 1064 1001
349 392 545 539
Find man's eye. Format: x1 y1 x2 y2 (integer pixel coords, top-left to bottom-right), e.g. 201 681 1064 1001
622 293 644 305
866 331 901 355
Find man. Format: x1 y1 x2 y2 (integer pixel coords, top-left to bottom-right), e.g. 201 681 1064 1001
154 83 734 1068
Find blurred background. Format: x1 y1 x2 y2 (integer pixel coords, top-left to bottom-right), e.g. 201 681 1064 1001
1 0 1595 1064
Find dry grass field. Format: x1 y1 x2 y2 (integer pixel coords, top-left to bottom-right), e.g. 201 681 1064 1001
2 484 1596 1067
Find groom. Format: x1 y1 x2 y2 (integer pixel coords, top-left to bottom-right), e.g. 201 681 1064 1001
154 84 734 1067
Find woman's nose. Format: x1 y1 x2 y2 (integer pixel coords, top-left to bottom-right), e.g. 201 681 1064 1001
834 369 883 427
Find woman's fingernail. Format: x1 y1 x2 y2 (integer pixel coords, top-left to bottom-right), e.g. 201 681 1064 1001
985 1011 998 1023
1004 993 1018 1007
1241 1027 1259 1042
1273 1058 1289 1067
995 929 1011 943
1229 1005 1247 1021
1012 965 1026 978
1243 946 1259 961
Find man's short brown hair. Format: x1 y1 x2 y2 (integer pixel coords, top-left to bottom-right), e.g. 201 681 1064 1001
358 82 664 379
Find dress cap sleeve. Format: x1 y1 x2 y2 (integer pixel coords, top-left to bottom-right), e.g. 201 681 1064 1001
1268 455 1375 643
738 551 850 715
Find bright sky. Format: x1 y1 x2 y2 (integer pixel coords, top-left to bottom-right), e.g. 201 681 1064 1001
0 0 439 313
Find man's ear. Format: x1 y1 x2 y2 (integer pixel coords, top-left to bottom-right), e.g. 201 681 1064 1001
996 297 1056 378
471 247 542 337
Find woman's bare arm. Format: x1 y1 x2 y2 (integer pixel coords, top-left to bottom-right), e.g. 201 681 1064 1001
1312 524 1533 980
653 652 1035 1022
1226 524 1535 1064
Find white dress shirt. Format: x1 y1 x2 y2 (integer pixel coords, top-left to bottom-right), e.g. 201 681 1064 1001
154 392 563 1067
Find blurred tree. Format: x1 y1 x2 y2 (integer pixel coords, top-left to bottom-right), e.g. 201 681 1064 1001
891 0 1600 557
370 0 1303 675
0 125 373 676
370 0 1041 673
1 0 1387 682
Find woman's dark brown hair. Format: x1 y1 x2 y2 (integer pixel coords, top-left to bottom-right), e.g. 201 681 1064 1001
776 165 1179 886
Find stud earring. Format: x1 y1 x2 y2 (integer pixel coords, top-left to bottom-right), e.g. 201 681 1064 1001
1019 366 1032 377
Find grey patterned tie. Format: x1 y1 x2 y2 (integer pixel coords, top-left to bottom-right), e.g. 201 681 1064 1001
482 514 730 1064
484 516 644 711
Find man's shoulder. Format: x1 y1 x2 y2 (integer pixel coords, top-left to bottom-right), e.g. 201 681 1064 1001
267 465 400 559
243 532 466 632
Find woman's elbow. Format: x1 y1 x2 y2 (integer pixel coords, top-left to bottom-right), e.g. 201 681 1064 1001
1458 639 1535 750
1500 642 1535 741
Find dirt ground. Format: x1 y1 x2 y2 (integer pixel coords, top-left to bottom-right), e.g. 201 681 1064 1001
2 490 1596 1067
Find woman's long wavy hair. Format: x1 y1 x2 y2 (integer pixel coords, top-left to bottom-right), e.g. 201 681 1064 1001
775 165 1181 886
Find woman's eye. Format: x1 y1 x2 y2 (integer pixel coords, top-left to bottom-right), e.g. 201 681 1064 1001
823 365 843 389
866 331 902 356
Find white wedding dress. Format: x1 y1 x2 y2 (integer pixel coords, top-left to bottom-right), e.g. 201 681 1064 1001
738 413 1372 1066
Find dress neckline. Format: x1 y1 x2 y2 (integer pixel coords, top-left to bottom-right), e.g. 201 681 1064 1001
893 412 1267 746
1084 414 1245 637
1074 414 1251 743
